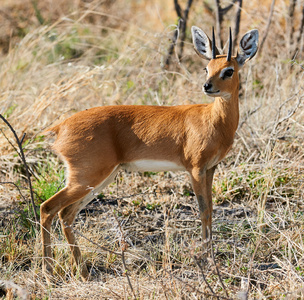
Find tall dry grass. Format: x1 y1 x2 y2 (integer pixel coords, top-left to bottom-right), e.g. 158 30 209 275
0 0 303 299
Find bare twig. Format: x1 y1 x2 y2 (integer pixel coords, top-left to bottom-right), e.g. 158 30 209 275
215 0 224 48
121 250 136 299
113 212 136 299
163 267 232 299
104 288 121 300
259 0 276 53
246 239 261 295
293 4 304 58
210 243 229 298
233 0 242 52
193 255 216 295
164 20 181 69
291 54 304 70
0 128 19 155
220 0 238 14
298 5 304 44
272 94 302 134
239 104 262 129
174 0 183 18
0 181 27 203
178 0 194 59
0 114 39 226
66 225 122 256
214 0 242 50
287 0 297 46
164 0 194 69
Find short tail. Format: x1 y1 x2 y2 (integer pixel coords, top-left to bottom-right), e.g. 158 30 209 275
41 124 61 136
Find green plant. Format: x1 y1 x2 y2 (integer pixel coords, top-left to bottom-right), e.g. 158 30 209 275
3 104 17 118
32 161 65 202
146 203 161 210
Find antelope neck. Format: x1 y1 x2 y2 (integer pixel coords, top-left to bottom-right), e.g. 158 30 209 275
212 89 240 134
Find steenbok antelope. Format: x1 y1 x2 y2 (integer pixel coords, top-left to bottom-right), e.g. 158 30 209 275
41 26 258 280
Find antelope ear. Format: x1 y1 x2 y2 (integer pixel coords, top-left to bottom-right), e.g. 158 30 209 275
191 26 219 60
236 29 259 67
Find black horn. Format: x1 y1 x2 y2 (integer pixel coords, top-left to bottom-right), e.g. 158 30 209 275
227 27 232 61
212 27 216 59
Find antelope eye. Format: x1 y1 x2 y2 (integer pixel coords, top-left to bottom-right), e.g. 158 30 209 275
224 69 234 78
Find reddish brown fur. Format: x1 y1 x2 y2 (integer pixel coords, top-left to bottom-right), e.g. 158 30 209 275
50 101 235 171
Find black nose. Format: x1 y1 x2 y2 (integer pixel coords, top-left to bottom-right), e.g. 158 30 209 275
204 82 212 91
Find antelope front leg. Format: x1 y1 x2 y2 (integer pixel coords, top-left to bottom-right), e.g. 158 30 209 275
190 166 216 249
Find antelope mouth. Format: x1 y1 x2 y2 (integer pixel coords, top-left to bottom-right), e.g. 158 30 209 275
204 90 220 96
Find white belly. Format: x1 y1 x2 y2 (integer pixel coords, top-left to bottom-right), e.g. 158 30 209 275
122 160 186 172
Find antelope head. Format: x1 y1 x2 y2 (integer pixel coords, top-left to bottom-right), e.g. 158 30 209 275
191 26 259 101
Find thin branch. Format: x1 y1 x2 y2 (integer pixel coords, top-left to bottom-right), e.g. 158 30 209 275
0 128 19 155
297 4 304 44
178 0 194 59
246 239 261 295
214 0 243 52
0 181 28 203
215 0 223 48
164 21 181 69
272 95 302 133
287 0 297 45
66 224 122 256
174 0 183 18
20 133 26 145
164 0 194 69
210 243 229 298
259 0 276 53
239 104 262 129
293 4 304 58
0 114 39 226
193 255 216 295
220 0 238 14
233 0 242 52
291 54 304 70
163 267 232 299
184 0 193 19
104 288 121 300
121 250 136 299
113 212 136 300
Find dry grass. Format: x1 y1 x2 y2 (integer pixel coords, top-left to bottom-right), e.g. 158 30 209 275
0 0 303 299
